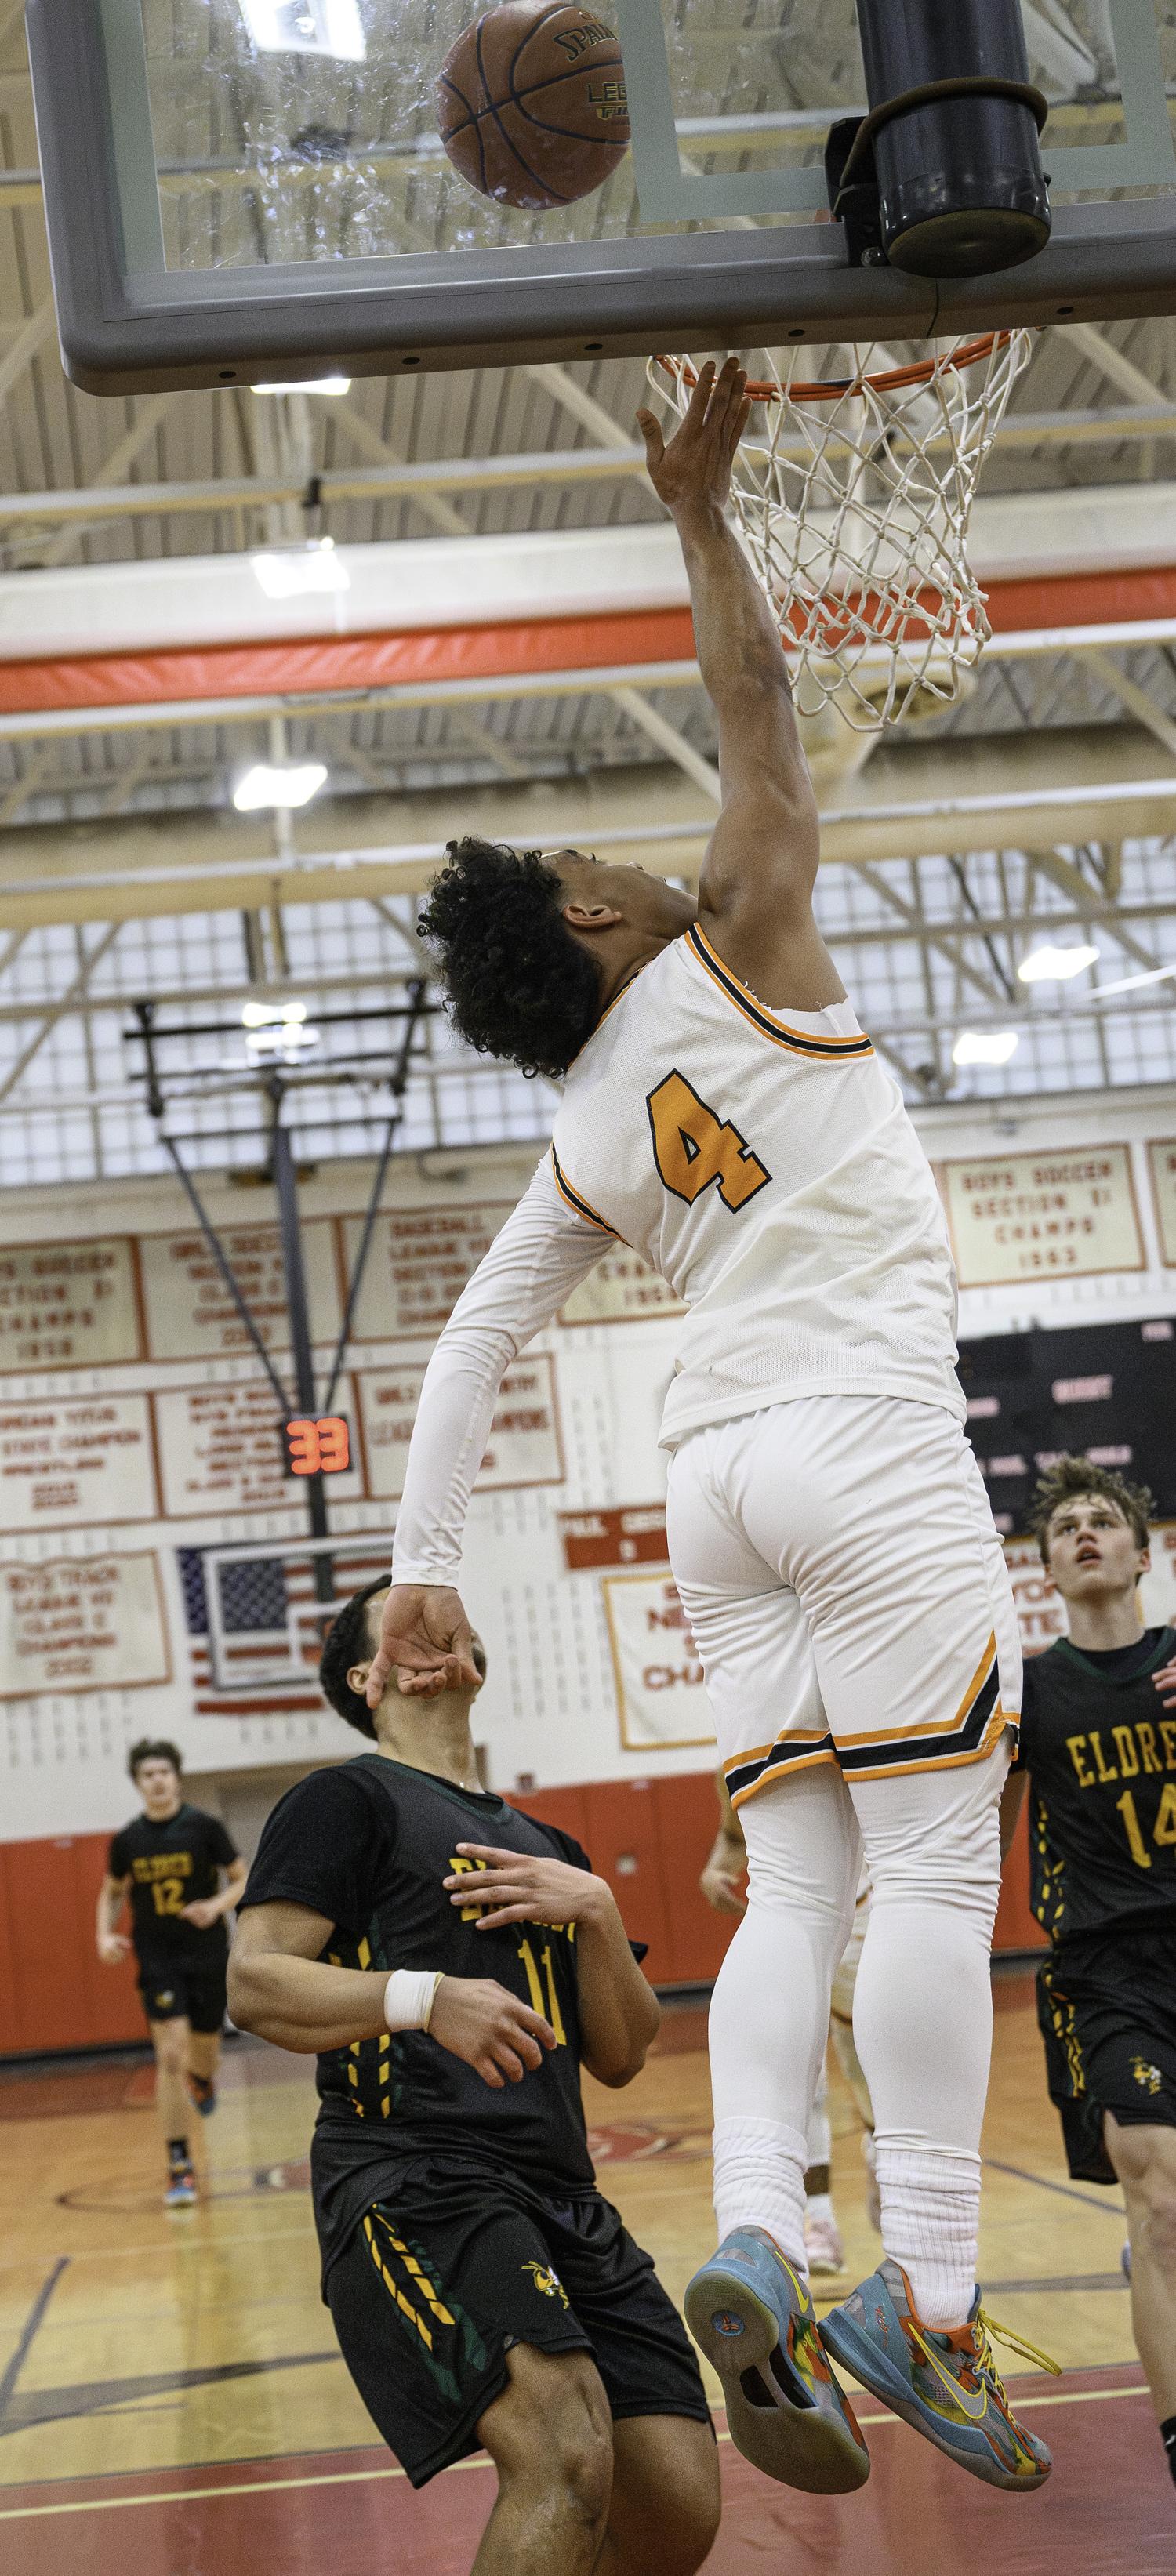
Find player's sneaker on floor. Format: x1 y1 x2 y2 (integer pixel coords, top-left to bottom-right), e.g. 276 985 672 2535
164 2164 198 2208
819 2259 1055 2493
684 2228 869 2493
804 2201 846 2275
188 2073 216 2118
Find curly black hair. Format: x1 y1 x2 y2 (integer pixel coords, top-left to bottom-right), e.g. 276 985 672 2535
1030 1452 1154 1562
418 836 601 1079
319 1579 487 1737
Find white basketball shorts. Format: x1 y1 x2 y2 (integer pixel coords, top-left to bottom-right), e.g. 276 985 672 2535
665 1394 1020 1806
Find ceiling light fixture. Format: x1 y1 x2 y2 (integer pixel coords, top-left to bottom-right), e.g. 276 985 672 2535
1018 942 1100 983
238 2 365 62
233 763 327 812
250 376 352 395
250 539 350 599
952 1031 1020 1067
241 1001 308 1028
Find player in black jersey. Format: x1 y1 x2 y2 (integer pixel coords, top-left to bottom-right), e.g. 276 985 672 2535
1000 1456 1176 2495
98 1738 245 2208
228 1583 720 2576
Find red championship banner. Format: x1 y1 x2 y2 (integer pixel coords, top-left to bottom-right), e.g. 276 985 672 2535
557 1505 669 1571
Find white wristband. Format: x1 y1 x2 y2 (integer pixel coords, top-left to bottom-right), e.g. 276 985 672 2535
383 1968 444 2034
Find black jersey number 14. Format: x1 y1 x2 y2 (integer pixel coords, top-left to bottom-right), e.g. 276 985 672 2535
1118 1780 1176 1868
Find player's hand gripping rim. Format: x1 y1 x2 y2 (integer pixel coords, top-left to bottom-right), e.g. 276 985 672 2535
365 1583 480 1706
636 354 752 520
444 1845 615 1935
428 1976 556 2090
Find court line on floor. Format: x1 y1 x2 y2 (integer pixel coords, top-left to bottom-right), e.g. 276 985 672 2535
0 2349 342 2436
0 2382 1152 2520
984 2157 1128 2216
0 2261 69 2429
0 2225 311 2276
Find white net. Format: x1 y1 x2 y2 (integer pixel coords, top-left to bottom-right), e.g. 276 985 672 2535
650 332 1036 730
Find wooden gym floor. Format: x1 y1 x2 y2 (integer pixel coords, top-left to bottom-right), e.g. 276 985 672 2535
1 1966 1171 2573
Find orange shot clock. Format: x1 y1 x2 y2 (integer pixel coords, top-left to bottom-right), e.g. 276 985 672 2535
282 1416 350 1477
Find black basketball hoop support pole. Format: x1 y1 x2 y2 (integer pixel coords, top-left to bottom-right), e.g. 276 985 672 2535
133 979 431 1617
268 1095 333 1601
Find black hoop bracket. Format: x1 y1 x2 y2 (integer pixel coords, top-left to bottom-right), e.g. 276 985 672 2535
826 76 1050 270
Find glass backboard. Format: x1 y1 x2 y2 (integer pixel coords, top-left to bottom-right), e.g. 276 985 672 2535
27 0 1176 396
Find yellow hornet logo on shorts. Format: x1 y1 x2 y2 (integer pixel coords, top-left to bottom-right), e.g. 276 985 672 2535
1131 2055 1163 2095
523 2261 570 2309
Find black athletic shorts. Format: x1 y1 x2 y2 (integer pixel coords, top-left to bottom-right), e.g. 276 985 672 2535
325 2157 711 2489
137 1957 227 2034
1037 1923 1176 2183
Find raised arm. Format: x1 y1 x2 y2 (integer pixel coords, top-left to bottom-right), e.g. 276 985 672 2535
365 1158 608 1705
636 357 842 1011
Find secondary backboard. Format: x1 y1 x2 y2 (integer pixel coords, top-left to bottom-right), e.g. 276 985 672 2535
27 0 1176 395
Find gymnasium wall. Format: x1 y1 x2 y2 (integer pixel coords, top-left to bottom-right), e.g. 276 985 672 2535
2 1079 1175 2049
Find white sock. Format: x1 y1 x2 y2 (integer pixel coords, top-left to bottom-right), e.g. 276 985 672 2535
875 2142 980 2329
712 2115 808 2273
805 2192 835 2226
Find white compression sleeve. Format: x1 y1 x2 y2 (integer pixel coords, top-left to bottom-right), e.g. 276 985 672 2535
391 1158 608 1587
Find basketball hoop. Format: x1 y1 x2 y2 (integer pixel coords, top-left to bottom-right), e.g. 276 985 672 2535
650 332 1036 730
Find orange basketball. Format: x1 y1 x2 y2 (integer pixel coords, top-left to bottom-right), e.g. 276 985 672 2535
437 4 629 211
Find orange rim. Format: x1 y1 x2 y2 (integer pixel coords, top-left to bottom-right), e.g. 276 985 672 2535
652 333 1015 408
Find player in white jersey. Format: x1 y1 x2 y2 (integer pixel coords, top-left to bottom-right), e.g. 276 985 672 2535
366 360 1051 2500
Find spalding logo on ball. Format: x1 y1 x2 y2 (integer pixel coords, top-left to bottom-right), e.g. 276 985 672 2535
437 3 630 210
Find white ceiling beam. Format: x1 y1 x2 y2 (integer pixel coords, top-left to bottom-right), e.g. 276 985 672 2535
328 400 472 540
1023 847 1159 973
2 408 1174 542
1080 647 1176 761
0 300 56 410
843 860 1007 1006
0 743 54 827
0 921 121 1100
4 892 1173 1029
522 365 637 452
1021 0 1098 89
39 396 183 568
1062 321 1176 412
441 707 533 781
607 686 721 800
0 445 650 531
2 759 1176 928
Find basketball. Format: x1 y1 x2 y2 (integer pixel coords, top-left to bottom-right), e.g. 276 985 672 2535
437 3 630 212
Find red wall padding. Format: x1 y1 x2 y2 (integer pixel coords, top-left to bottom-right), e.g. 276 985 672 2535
0 1832 143 2055
510 1769 1046 1982
0 1773 1043 2057
993 1794 1047 1954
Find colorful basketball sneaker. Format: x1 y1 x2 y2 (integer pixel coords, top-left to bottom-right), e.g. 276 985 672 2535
188 2073 216 2119
164 2162 198 2209
684 2229 870 2492
819 2259 1055 2492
